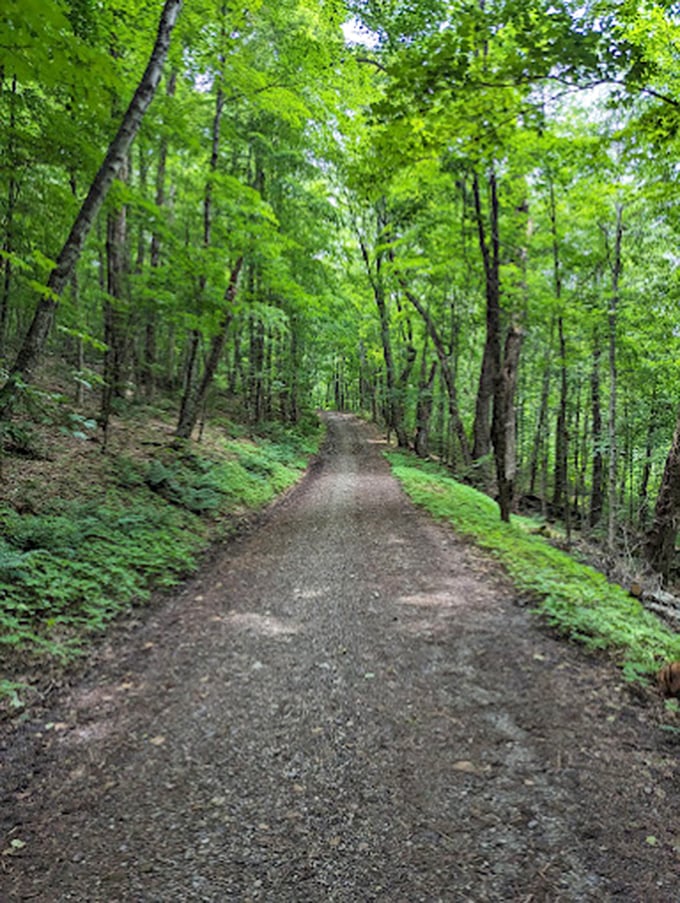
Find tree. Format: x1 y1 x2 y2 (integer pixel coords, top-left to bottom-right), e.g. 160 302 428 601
646 407 680 583
0 0 184 418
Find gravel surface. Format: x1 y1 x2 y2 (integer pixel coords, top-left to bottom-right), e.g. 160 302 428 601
1 412 679 901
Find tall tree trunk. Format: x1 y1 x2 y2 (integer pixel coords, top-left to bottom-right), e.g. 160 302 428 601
472 169 515 520
394 344 417 448
499 320 524 510
414 334 437 458
529 316 555 496
144 70 177 399
606 203 624 549
397 281 471 465
175 256 244 439
287 321 300 424
0 0 183 418
101 161 130 448
0 74 18 356
639 388 657 527
547 176 568 518
472 332 494 460
356 222 405 444
589 330 604 527
553 315 568 512
176 35 229 434
645 406 680 583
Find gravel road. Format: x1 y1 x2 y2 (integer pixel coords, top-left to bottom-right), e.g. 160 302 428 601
2 412 679 901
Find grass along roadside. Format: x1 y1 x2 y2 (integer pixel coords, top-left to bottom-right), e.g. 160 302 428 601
387 451 680 687
0 418 320 706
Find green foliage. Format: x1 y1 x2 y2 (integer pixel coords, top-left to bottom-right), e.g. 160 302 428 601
387 451 680 683
0 426 318 659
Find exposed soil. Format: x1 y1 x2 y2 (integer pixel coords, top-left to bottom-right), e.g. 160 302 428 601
1 412 679 901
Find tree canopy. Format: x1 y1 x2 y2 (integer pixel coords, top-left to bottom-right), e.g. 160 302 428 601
1 0 679 578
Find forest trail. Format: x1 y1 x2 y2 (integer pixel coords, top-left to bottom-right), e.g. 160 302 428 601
2 413 678 902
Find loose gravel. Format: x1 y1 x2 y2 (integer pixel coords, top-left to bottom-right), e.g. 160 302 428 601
2 412 679 902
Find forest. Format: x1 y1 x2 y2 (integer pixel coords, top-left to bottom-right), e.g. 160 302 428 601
1 0 679 595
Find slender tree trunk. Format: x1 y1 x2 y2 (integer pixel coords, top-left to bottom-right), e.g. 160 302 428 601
0 0 183 418
546 177 568 518
500 320 524 507
101 160 129 447
414 333 437 458
589 330 604 527
177 47 228 433
645 406 680 583
472 331 494 460
356 223 405 443
529 316 555 497
394 344 417 448
639 388 657 527
288 321 300 424
0 74 18 355
472 169 514 519
175 256 244 439
398 281 471 465
606 204 624 549
143 70 177 399
553 315 568 512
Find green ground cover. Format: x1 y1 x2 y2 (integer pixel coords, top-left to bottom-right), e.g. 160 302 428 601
387 451 680 685
0 423 319 676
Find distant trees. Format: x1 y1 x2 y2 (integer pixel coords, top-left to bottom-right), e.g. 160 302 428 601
0 0 678 576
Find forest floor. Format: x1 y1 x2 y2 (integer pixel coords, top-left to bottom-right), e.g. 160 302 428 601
1 412 679 901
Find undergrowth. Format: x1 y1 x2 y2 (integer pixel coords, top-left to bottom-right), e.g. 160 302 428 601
387 451 680 684
0 423 319 680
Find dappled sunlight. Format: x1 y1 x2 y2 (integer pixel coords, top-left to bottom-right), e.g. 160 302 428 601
398 590 456 608
224 611 300 637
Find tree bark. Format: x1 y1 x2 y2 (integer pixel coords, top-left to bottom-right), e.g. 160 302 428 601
645 406 680 583
0 74 18 356
606 203 624 549
472 339 494 459
589 330 604 527
356 222 406 444
472 170 515 519
414 354 437 459
0 0 183 418
101 160 130 447
398 281 471 465
528 316 555 496
175 256 244 439
553 314 568 512
146 70 177 398
638 388 657 527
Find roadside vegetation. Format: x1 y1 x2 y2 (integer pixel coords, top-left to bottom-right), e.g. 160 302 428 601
0 412 319 707
387 451 680 687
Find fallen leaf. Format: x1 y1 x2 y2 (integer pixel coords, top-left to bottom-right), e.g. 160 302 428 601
149 735 166 746
645 835 658 846
3 839 27 856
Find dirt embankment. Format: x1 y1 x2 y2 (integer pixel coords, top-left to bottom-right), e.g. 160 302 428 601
1 412 678 901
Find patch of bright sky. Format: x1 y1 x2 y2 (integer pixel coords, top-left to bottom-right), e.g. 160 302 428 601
341 16 380 49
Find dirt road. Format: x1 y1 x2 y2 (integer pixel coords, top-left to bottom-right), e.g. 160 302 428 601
2 413 678 901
